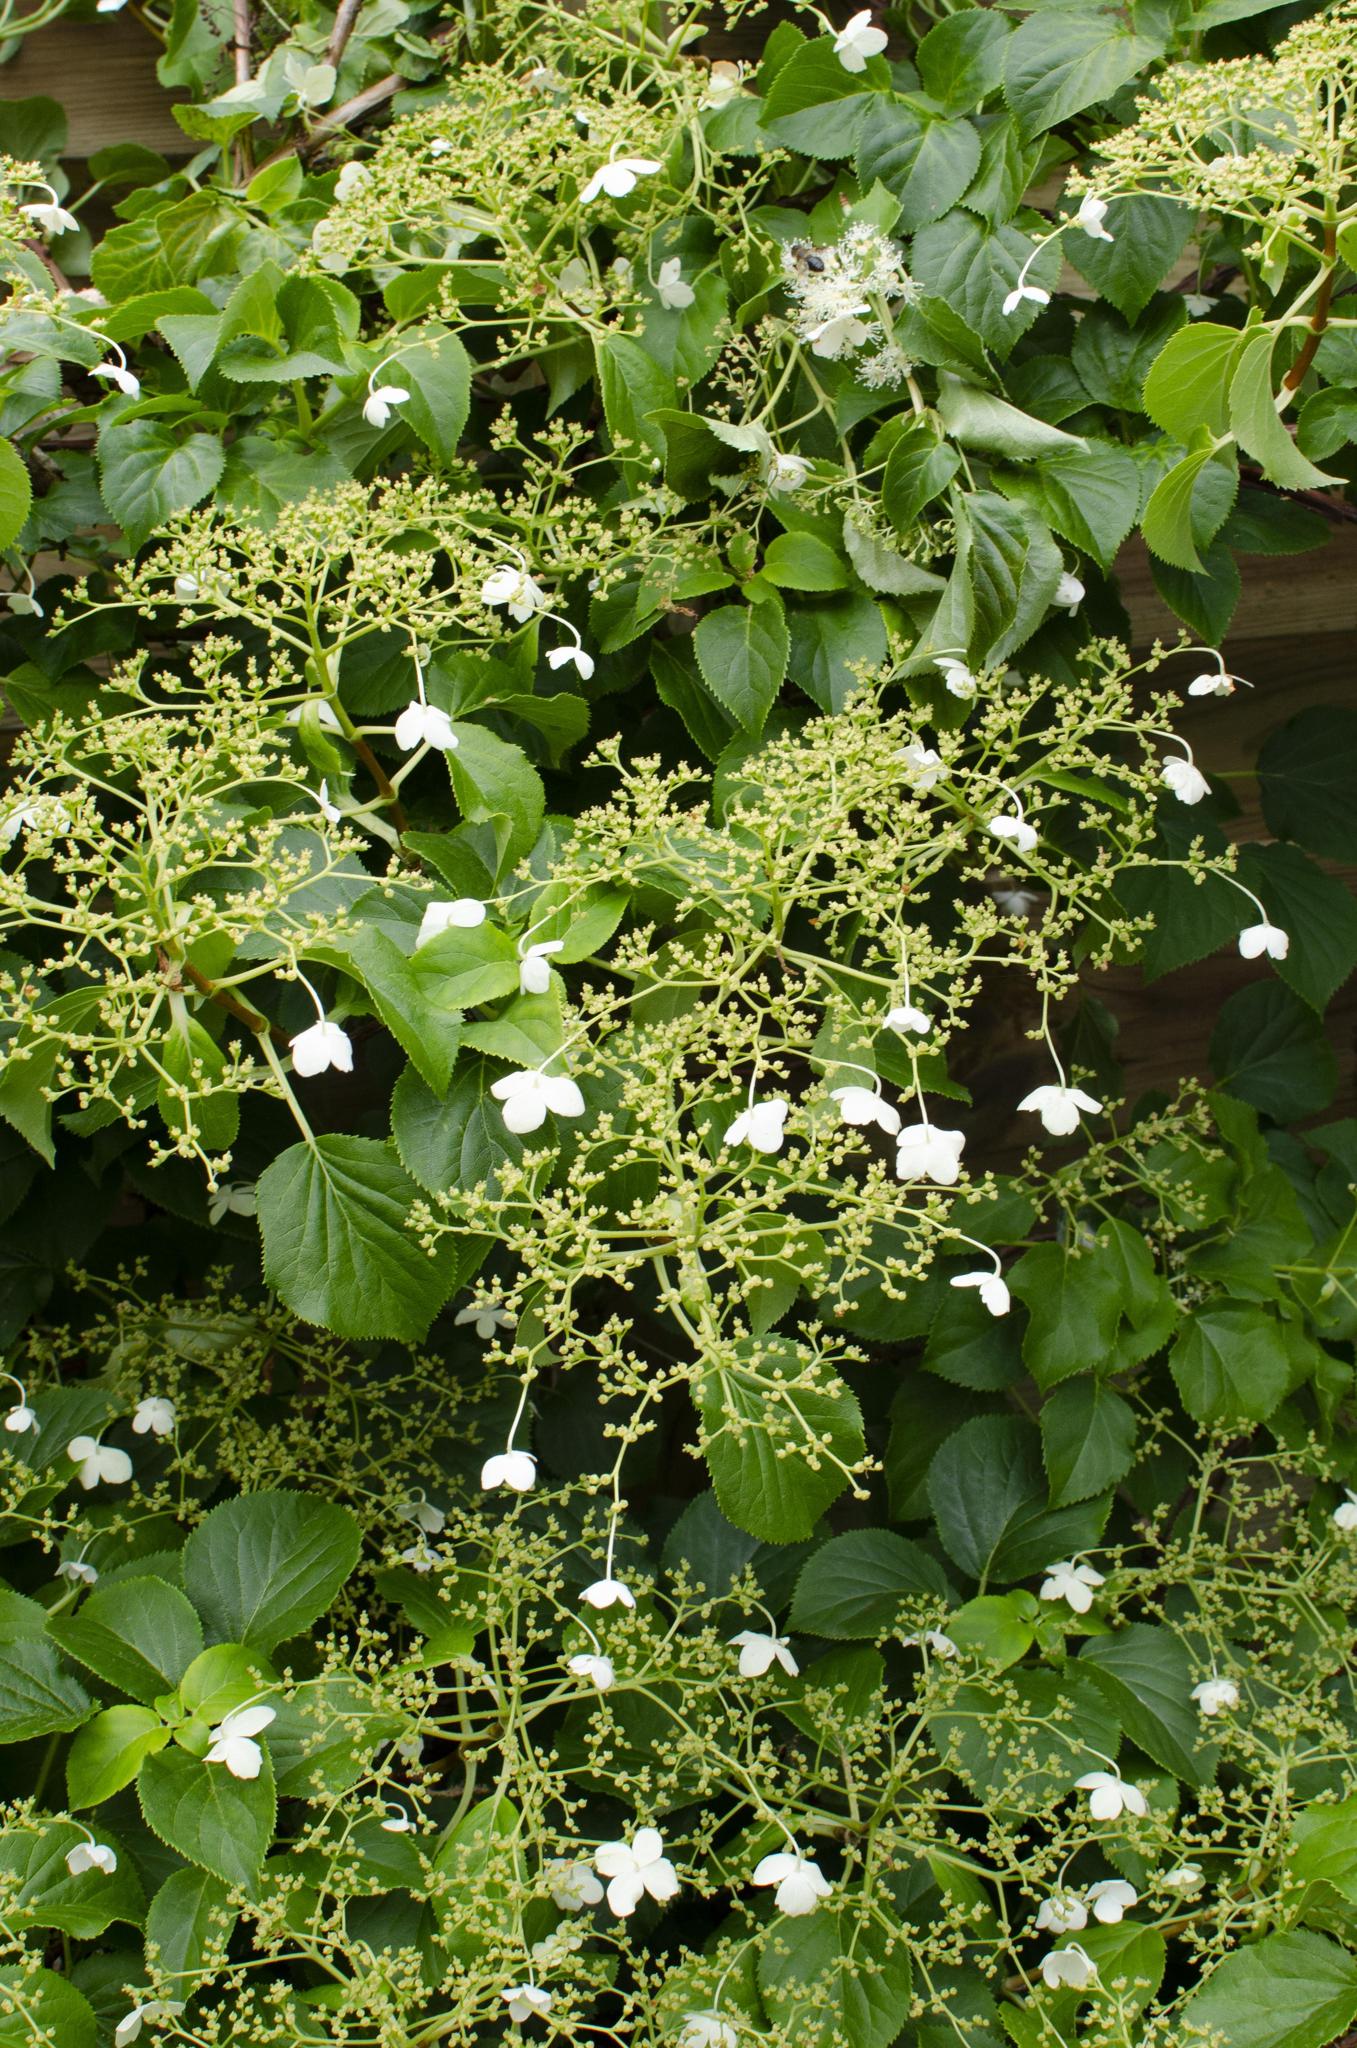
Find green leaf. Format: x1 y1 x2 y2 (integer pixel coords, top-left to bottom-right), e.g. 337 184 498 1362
1258 708 1357 862
855 98 982 231
930 1667 1120 1809
1237 842 1357 1014
1291 1794 1357 1903
1003 10 1161 140
936 374 1086 462
146 1866 238 1993
757 1903 912 2048
917 10 1011 111
1169 1302 1291 1425
0 1640 93 1742
392 1059 525 1196
760 38 887 158
958 489 1063 665
49 1576 203 1705
881 418 960 534
693 599 789 734
946 1592 1037 1669
1066 194 1193 322
1210 981 1337 1123
407 918 520 1013
923 1288 1022 1390
312 924 464 1095
1228 331 1337 489
183 1489 362 1651
398 326 472 466
761 531 847 591
1080 1624 1216 1784
998 440 1142 570
1142 323 1246 442
1009 1242 1125 1388
911 211 1062 354
0 1968 96 2048
96 420 225 548
697 1335 864 1543
786 593 889 713
138 1744 275 1891
929 1414 1109 1585
67 1704 169 1808
448 722 546 874
1041 1379 1138 1507
0 439 32 551
257 1134 459 1342
1150 538 1241 643
790 1530 949 1637
1182 1932 1357 2048
595 333 672 481
1140 439 1233 574
0 1822 144 1939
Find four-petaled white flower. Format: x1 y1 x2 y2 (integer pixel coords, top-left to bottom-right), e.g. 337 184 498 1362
417 897 487 946
5 592 42 618
594 1826 680 1916
502 1984 553 2024
895 1123 965 1186
208 1181 256 1224
898 739 943 788
547 642 596 678
548 1858 605 1911
3 1403 37 1434
884 1002 930 1034
1040 1559 1104 1613
580 157 662 204
765 451 810 494
988 811 1038 855
1184 294 1216 317
724 1097 788 1155
752 1849 832 1917
936 656 977 700
568 1651 615 1690
92 362 141 398
114 2004 186 2048
1332 1489 1357 1533
454 1299 515 1340
23 200 80 238
1162 1862 1204 1891
394 700 457 752
205 1704 275 1780
1040 1944 1097 1991
1074 194 1114 242
901 1628 958 1658
59 1558 98 1585
399 1541 442 1573
482 564 547 621
1188 670 1236 697
1002 282 1051 316
830 1085 901 1137
132 1397 175 1438
1018 1084 1102 1136
1162 756 1209 805
731 1630 798 1678
580 1576 636 1611
67 1436 133 1490
1035 1889 1087 1934
657 257 695 310
702 59 744 107
289 1018 353 1078
1237 921 1288 961
679 2014 739 2048
394 1496 445 1534
66 1838 117 1876
805 309 871 359
520 939 565 994
833 9 887 71
363 384 409 428
1085 1878 1137 1923
1074 1769 1148 1821
1191 1675 1240 1718
481 1448 537 1492
1055 571 1085 612
951 1270 1010 1317
491 1067 586 1134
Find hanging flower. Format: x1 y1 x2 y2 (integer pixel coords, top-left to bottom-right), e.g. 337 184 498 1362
936 656 977 700
417 898 487 946
1073 194 1114 241
730 1630 798 1678
751 1850 832 1917
764 450 810 494
1187 669 1237 697
208 1182 256 1224
701 60 744 107
1055 572 1085 612
205 1705 275 1779
454 1299 515 1340
1162 755 1209 804
594 1826 680 1916
1018 1084 1102 1136
22 198 80 238
680 2014 739 2048
66 1837 117 1876
379 1804 416 1833
1002 282 1051 316
5 591 42 618
830 1084 901 1137
520 939 565 994
501 1985 553 2024
92 361 141 399
399 1541 442 1573
490 1067 586 1135
894 1123 965 1186
1184 294 1216 317
58 1557 98 1585
114 2005 186 2048
1074 1769 1148 1821
1085 1879 1137 1923
289 1018 354 1078
1237 921 1288 961
1040 1945 1097 1991
393 700 457 752
1040 1559 1104 1613
568 1651 615 1690
547 642 596 678
3 1401 37 1434
481 1448 537 1492
1035 1890 1087 1934
988 811 1038 855
548 1859 605 1911
950 1270 1010 1317
884 1002 930 1034
394 1496 445 1535
1162 1862 1204 1891
833 9 888 71
1190 1675 1240 1717
900 1628 958 1659
131 1397 175 1438
1332 1489 1357 1532
723 1097 789 1154
67 1437 133 1490
580 1576 636 1611
316 779 341 825
580 157 662 204
656 257 695 310
481 564 547 621
363 384 409 428
898 739 943 788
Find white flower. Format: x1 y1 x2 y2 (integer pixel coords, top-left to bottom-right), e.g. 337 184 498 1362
67 1437 132 1490
1002 283 1051 316
1184 294 1216 317
1074 1769 1148 1821
58 1558 98 1585
549 1858 605 1911
657 257 695 310
1162 1862 1204 1891
884 1003 930 1034
66 1838 118 1876
481 564 547 621
702 59 743 106
205 1704 275 1779
1040 1559 1105 1613
97 1 129 12
1162 756 1209 805
1040 1944 1097 1991
363 384 409 428
502 1985 553 2024
334 161 371 200
208 1181 256 1224
131 1397 175 1438
417 897 487 946
23 200 80 238
490 1067 586 1135
1187 670 1236 697
394 1496 445 1534
5 593 42 619
805 309 871 359
752 1850 832 1917
285 698 342 731
547 643 596 678
988 812 1038 855
731 1630 798 1679
594 1826 680 1916
764 451 809 494
830 1085 901 1137
174 574 200 599
1055 571 1085 612
1238 921 1288 961
454 1299 515 1340
568 1651 615 1690
1085 1879 1137 1923
380 1806 415 1832
481 1449 537 1492
936 656 977 700
723 1097 789 1155
898 740 943 789
1018 1084 1102 1136
900 1628 958 1658
951 1270 1010 1317
580 1576 636 1611
832 9 888 71
894 1123 965 1186
91 362 141 398
680 2014 739 2048
3 1403 37 1434
1036 1890 1088 1934
1191 1676 1240 1718
1332 1489 1357 1532
114 2005 185 2048
393 700 457 751
316 779 342 824
580 157 662 204
399 1541 442 1573
1073 194 1113 242
993 884 1043 916
289 1018 353 1078
520 939 565 994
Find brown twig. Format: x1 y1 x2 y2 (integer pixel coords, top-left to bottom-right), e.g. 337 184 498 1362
347 732 410 833
1283 224 1339 393
326 0 365 71
232 0 254 183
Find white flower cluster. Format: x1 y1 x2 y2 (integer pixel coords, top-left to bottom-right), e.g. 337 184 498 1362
780 224 918 383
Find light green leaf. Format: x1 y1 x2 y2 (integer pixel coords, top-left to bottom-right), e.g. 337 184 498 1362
96 420 225 547
0 439 32 551
49 1576 203 1705
67 1704 169 1809
1228 331 1337 489
138 1745 275 1891
693 599 789 734
1003 11 1162 141
1182 1931 1357 2048
398 326 472 466
881 418 960 534
917 10 1011 112
391 1060 525 1197
761 531 847 591
786 593 889 713
1142 323 1246 442
448 722 546 874
936 374 1086 462
1066 193 1193 322
183 1489 362 1650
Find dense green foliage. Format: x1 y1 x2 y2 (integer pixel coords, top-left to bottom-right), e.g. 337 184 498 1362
1 0 1356 2041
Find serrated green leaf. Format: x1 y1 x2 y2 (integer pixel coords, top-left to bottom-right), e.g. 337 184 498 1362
183 1489 362 1650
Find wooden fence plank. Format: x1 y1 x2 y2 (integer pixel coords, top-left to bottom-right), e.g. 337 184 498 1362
0 14 186 156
